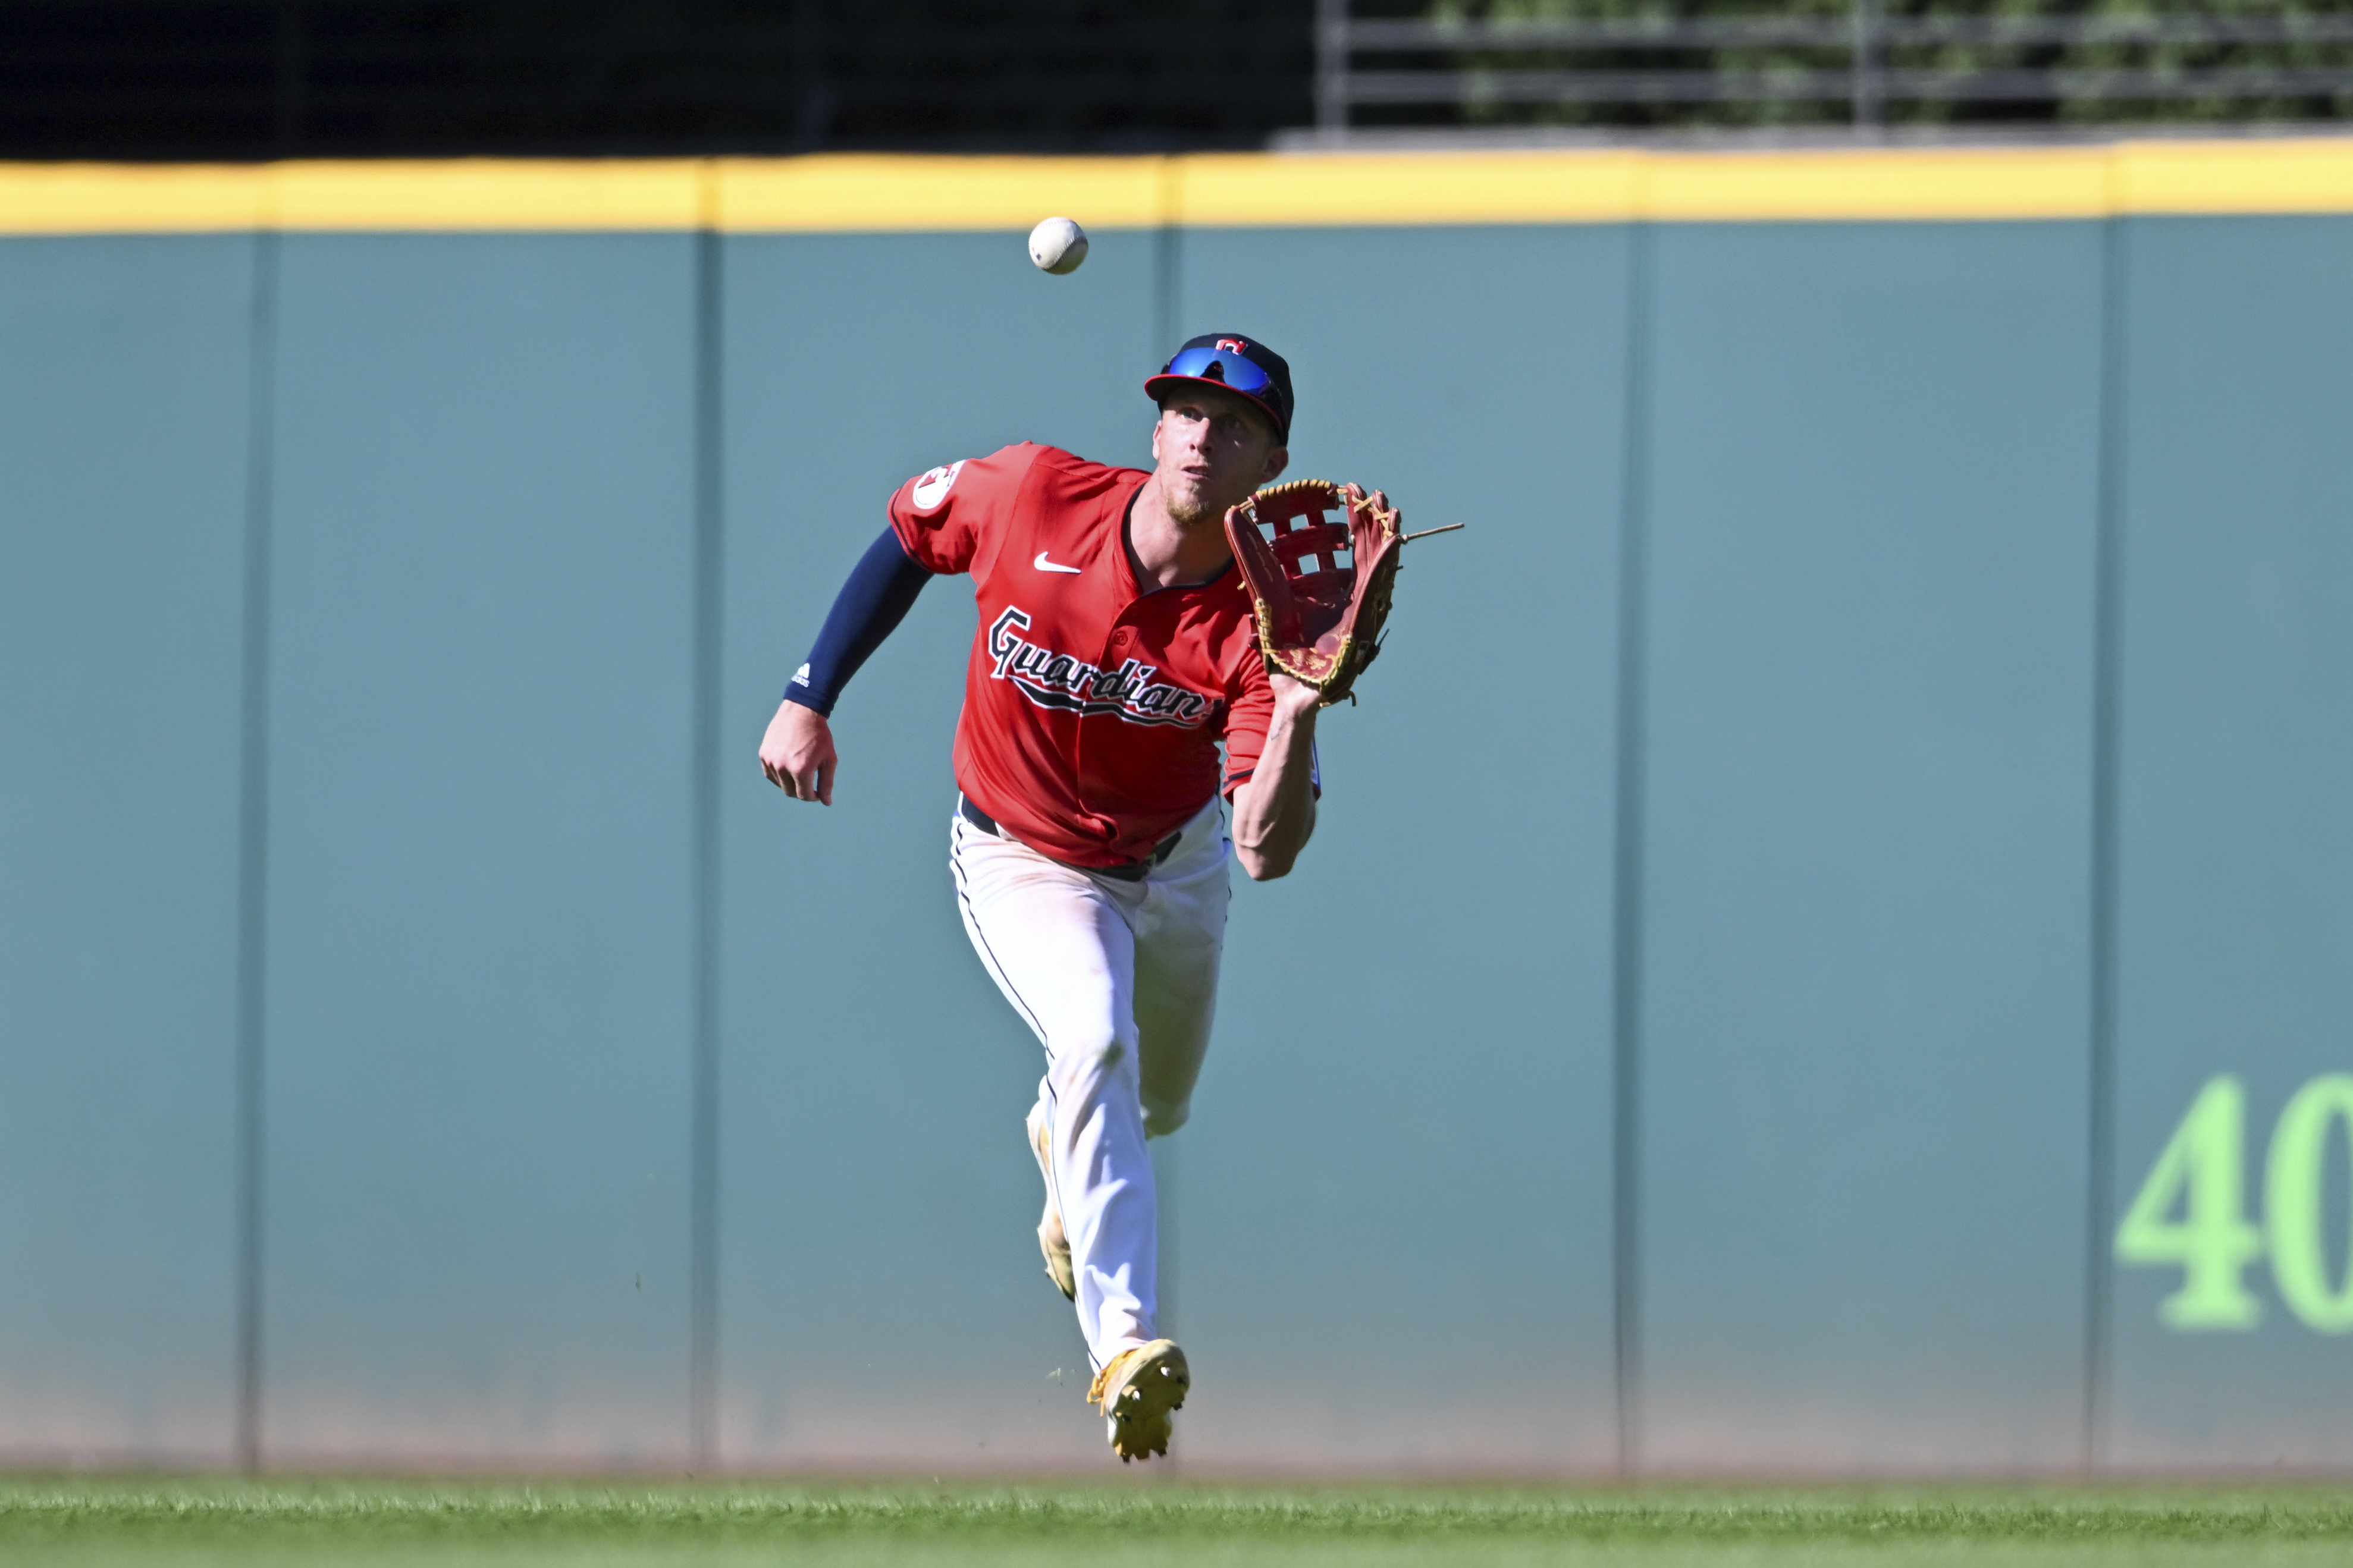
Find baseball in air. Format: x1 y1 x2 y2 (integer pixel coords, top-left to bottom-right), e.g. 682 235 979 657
1028 216 1089 275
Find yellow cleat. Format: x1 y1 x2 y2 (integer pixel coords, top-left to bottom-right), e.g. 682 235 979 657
1087 1339 1189 1463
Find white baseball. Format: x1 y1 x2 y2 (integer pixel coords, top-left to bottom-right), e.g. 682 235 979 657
1028 216 1088 275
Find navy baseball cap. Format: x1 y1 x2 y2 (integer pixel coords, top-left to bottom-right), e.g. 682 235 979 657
1144 334 1293 443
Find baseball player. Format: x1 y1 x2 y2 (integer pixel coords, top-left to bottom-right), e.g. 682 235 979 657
758 335 1361 1462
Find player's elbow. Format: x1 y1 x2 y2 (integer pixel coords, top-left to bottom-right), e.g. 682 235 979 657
1235 821 1311 880
1231 793 1313 881
1237 843 1297 881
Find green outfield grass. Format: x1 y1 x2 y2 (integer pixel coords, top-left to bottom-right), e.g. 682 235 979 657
4 1479 2351 1567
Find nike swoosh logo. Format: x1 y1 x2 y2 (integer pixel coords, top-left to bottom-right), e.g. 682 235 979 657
1034 551 1083 574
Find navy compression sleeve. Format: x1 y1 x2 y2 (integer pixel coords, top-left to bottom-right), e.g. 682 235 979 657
783 527 933 717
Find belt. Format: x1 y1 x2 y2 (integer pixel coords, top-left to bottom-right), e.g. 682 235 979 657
959 797 1182 882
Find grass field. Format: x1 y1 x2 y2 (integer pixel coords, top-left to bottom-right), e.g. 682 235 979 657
4 1481 2352 1567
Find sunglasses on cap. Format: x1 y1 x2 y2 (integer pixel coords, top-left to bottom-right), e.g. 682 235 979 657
1160 344 1277 395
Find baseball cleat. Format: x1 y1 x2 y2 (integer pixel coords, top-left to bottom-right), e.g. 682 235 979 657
1025 1103 1076 1301
1087 1339 1188 1463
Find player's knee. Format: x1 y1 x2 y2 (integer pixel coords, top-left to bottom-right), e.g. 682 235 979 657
1049 1030 1135 1093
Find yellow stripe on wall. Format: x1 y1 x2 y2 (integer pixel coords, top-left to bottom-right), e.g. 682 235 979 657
2 139 2349 234
1637 146 2117 222
718 156 1169 231
2114 137 2353 213
272 159 711 230
0 162 268 232
1176 149 1647 227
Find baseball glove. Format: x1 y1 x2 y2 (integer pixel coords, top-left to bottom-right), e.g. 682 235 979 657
1225 479 1420 706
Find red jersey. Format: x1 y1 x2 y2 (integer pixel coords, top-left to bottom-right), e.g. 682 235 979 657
889 442 1276 868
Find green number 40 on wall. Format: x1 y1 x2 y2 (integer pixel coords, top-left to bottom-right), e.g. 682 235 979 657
2117 1074 2353 1334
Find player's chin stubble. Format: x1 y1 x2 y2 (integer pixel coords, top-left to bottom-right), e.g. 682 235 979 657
1162 472 1256 530
1163 494 1223 529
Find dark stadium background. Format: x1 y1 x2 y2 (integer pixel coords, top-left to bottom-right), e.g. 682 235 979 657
8 0 2349 159
2 1 1314 158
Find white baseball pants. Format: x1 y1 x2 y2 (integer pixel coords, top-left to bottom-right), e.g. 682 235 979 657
949 796 1230 1373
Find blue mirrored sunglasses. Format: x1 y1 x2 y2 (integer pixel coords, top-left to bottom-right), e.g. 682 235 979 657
1161 345 1276 395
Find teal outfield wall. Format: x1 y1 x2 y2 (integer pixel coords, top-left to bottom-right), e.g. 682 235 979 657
4 215 2351 1475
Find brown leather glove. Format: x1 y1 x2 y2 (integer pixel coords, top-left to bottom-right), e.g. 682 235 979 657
1223 479 1404 706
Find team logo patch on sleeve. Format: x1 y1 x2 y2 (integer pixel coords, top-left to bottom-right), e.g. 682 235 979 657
909 460 966 511
987 607 1212 728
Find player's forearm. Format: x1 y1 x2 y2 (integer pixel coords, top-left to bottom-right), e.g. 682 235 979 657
785 527 932 715
1231 697 1318 881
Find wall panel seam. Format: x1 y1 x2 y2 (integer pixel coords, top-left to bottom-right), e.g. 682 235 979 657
2082 214 2131 1475
1610 220 1654 1482
691 209 726 1470
234 228 280 1474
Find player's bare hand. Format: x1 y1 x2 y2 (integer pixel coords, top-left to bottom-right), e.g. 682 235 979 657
760 698 837 805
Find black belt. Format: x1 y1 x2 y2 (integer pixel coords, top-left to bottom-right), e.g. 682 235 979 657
959 797 1182 882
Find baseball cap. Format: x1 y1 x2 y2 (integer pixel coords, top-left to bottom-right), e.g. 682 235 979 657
1144 334 1293 443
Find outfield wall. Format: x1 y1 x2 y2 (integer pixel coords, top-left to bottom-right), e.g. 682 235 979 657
3 144 2351 1475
